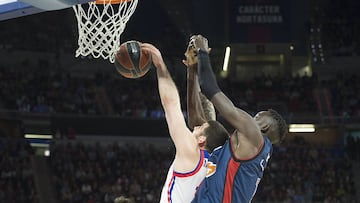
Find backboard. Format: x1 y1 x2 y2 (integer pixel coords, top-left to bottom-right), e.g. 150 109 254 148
0 0 92 21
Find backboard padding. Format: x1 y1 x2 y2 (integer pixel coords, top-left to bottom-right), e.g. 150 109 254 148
0 0 92 21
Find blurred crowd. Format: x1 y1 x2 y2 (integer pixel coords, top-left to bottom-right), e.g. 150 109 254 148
0 67 99 115
324 0 360 56
50 142 172 203
309 0 360 56
0 138 38 203
0 65 359 120
0 136 358 203
47 137 357 203
255 137 357 203
346 134 360 162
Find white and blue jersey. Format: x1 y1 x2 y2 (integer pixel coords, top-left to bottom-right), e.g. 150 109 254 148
160 150 209 203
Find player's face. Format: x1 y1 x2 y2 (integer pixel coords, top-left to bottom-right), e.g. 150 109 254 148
254 111 272 132
255 111 282 143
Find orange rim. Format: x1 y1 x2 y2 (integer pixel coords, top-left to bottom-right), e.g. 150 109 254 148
95 0 131 4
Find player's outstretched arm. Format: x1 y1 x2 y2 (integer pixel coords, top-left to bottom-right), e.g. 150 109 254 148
183 41 207 129
142 43 199 169
183 39 216 130
192 35 260 143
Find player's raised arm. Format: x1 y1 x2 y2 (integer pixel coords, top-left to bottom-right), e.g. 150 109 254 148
183 39 216 130
141 43 199 168
183 41 207 129
192 35 262 145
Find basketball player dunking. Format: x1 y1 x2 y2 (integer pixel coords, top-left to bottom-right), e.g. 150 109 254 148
140 43 228 203
189 35 288 203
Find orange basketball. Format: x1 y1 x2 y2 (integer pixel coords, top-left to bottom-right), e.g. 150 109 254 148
115 40 152 79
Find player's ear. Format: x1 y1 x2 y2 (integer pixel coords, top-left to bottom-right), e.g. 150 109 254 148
260 124 270 134
198 135 207 144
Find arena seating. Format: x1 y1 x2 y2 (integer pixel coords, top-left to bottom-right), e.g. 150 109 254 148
0 138 38 203
0 66 358 119
47 137 357 203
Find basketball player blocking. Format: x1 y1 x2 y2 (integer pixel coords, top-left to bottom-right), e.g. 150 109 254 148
188 34 287 202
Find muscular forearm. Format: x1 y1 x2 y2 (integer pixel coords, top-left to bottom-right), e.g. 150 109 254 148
197 50 235 120
157 62 180 109
187 66 206 129
197 50 221 100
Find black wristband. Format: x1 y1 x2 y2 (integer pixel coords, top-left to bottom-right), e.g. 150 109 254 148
197 50 221 99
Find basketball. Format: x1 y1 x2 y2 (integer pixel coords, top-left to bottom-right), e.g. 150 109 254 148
115 40 152 79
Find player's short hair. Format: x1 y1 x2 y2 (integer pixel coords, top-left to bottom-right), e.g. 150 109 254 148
204 120 229 153
268 109 287 143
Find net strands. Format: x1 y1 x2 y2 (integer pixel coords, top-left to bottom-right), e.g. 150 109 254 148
73 0 138 63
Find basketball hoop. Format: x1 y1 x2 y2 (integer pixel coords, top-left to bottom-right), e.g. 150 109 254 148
73 0 138 63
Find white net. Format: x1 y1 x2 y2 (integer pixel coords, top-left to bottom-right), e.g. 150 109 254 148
73 0 138 63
